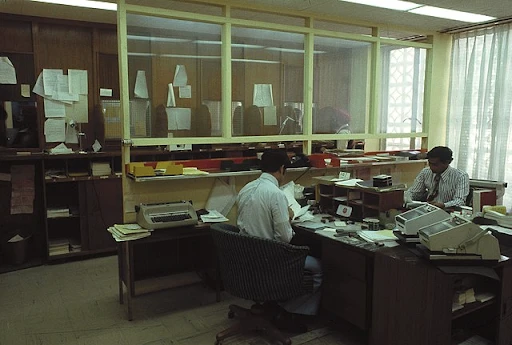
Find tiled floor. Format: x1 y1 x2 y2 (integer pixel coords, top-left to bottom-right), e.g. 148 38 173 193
0 256 366 345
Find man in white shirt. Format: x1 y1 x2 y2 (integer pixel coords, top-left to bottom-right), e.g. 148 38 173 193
404 146 470 209
237 150 322 319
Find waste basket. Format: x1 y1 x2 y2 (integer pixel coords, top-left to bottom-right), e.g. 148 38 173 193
1 233 31 265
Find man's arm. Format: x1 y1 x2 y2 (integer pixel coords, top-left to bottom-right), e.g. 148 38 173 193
404 169 428 203
443 172 470 208
272 193 294 243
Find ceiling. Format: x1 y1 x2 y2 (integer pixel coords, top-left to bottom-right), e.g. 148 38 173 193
1 0 511 34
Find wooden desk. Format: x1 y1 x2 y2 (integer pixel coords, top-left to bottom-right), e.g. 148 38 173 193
293 225 512 344
117 223 216 320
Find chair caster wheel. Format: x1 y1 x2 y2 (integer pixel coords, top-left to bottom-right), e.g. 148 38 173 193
228 310 235 319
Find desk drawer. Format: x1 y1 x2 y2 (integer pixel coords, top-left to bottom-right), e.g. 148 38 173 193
322 240 367 281
322 275 367 329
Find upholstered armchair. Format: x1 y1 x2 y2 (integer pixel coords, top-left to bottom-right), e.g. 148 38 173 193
210 223 313 345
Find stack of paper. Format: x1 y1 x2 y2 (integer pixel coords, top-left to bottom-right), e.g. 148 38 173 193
92 162 112 176
358 230 398 243
200 210 229 223
69 238 81 252
49 238 70 256
47 207 70 218
107 224 151 242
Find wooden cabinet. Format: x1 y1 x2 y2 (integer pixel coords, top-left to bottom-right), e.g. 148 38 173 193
370 247 512 345
43 153 122 260
321 239 373 329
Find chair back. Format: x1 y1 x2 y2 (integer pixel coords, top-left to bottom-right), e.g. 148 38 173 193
211 223 311 302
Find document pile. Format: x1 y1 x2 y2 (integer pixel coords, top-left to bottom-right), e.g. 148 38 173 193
107 224 151 242
200 210 229 223
281 181 314 223
49 238 70 256
358 230 398 243
91 162 112 176
47 207 70 218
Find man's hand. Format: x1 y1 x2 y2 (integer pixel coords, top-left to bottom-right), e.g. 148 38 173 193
288 207 294 221
429 201 445 209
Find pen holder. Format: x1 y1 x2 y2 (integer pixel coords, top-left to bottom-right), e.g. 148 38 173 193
363 218 380 231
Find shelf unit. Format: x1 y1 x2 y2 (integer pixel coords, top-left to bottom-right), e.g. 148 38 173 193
314 176 404 221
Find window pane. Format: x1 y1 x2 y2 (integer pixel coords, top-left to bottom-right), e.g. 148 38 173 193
231 27 304 137
127 14 222 138
379 45 426 145
313 37 370 138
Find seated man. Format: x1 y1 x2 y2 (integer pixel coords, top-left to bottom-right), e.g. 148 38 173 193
237 150 322 326
404 146 469 209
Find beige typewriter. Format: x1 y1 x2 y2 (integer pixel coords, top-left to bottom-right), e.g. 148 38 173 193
136 201 198 230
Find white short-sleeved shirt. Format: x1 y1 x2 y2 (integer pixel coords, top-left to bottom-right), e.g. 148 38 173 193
237 173 293 243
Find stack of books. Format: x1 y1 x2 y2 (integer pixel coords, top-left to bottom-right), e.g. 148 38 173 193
47 207 70 218
107 224 151 241
92 162 112 176
49 238 70 256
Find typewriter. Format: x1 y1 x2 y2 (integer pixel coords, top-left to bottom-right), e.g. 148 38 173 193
136 201 198 230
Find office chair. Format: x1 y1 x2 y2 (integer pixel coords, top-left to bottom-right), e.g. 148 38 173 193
210 223 313 345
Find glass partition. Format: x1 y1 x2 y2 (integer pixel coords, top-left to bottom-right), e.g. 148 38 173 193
379 45 427 150
312 37 370 136
231 26 305 137
127 14 222 139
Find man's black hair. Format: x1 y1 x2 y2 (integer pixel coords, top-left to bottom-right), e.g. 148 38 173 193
427 146 453 163
260 150 290 173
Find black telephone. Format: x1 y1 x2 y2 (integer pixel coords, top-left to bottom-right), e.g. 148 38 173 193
287 153 311 168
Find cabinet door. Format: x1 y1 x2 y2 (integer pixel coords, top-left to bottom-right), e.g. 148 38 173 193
84 179 121 250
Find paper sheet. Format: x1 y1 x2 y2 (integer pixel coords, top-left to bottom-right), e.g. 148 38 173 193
33 72 45 96
44 98 66 118
166 83 176 107
68 69 88 95
10 165 34 214
42 69 63 96
253 84 273 107
179 85 191 98
166 107 191 130
99 88 113 97
44 118 66 142
65 94 89 123
0 57 17 84
21 84 30 98
205 177 237 216
134 70 149 98
173 65 188 87
263 106 277 125
65 122 78 144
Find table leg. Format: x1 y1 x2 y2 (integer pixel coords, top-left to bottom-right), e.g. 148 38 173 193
125 241 133 321
118 243 124 305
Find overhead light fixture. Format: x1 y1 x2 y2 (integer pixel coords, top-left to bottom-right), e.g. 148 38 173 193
30 0 116 11
193 40 222 45
339 0 421 11
408 6 496 23
265 47 326 54
232 43 264 49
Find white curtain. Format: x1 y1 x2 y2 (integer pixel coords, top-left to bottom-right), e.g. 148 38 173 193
447 24 512 209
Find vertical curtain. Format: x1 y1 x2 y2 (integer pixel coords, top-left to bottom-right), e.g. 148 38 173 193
447 24 512 208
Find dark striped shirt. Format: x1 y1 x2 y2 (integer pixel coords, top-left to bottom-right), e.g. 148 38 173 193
405 166 470 208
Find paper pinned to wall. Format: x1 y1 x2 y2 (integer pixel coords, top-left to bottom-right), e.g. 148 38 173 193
65 122 78 144
53 74 79 103
21 84 30 98
134 70 149 98
99 88 113 97
205 177 237 216
166 83 176 107
42 69 63 96
33 72 45 96
253 84 273 107
0 57 17 84
166 107 191 130
44 98 66 118
130 99 149 136
68 69 88 95
179 85 192 98
263 106 277 126
173 65 188 87
65 94 89 123
44 118 66 143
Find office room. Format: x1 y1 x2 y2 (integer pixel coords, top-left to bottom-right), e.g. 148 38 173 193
1 0 512 344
